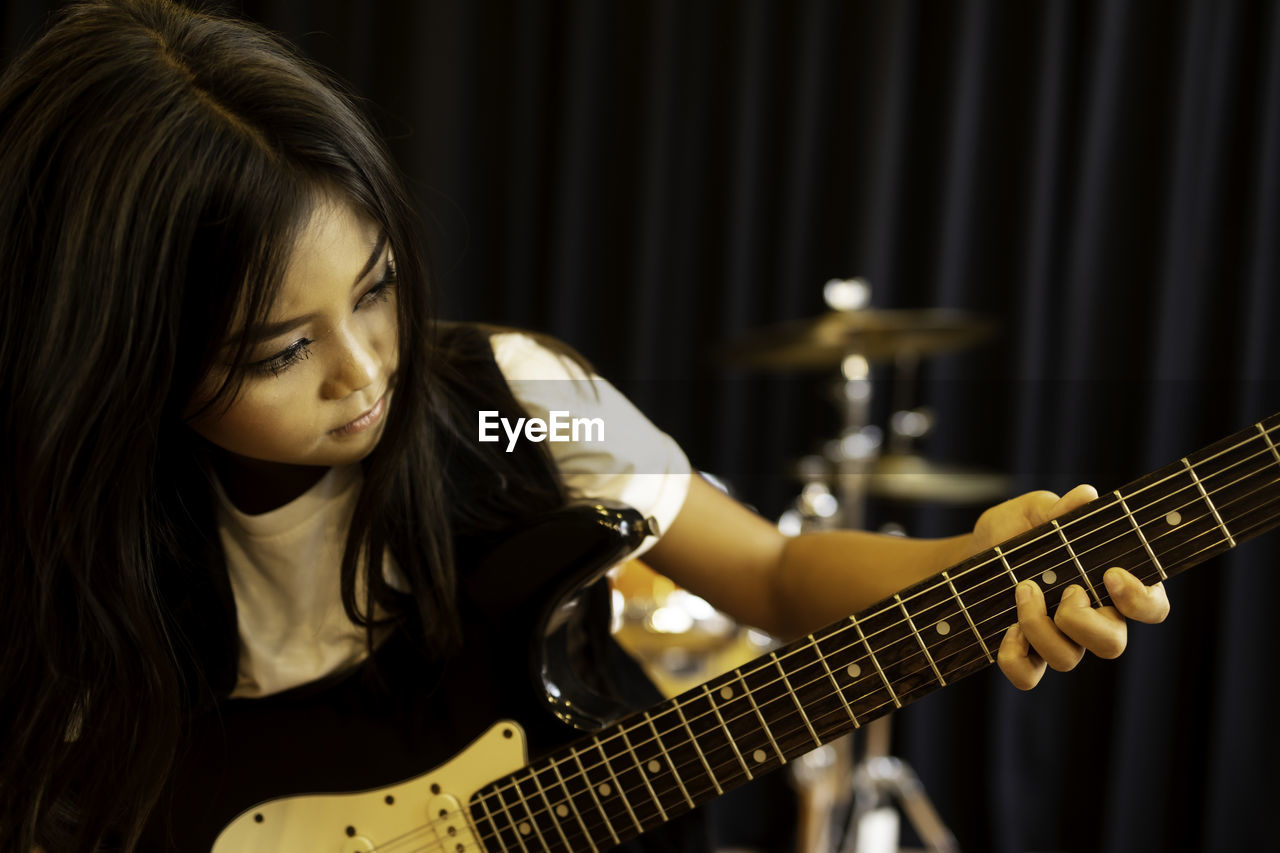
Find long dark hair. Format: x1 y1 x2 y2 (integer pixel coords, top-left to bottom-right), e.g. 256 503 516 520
0 1 509 848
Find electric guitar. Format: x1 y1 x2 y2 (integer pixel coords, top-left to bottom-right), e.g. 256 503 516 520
204 413 1280 852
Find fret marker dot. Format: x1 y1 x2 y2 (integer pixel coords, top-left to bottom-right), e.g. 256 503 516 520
556 805 569 818
935 621 951 636
597 783 611 797
518 822 532 836
846 663 861 678
1166 511 1182 526
720 686 734 700
1042 570 1057 585
648 760 661 774
753 749 767 764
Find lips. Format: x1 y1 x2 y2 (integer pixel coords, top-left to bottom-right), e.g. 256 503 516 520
330 392 387 436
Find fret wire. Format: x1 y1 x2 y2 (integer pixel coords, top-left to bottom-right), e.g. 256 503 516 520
895 593 946 685
1114 490 1167 580
771 651 822 747
645 711 695 808
994 544 1018 586
571 749 620 847
1258 422 1280 470
942 570 993 662
475 791 511 853
495 781 534 853
702 685 752 780
548 759 597 852
674 699 724 794
737 671 786 762
1050 519 1102 605
1183 457 1237 546
594 737 643 834
850 614 900 708
617 726 666 824
527 768 573 851
810 634 861 727
516 777 554 851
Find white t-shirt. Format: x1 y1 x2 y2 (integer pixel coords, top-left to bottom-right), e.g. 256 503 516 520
216 332 692 698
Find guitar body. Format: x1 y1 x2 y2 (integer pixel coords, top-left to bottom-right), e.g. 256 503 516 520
141 504 707 852
211 721 526 852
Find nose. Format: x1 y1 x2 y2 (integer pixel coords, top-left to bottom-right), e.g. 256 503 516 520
321 325 382 400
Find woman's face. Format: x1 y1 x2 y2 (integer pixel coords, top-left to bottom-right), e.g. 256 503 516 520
188 196 399 483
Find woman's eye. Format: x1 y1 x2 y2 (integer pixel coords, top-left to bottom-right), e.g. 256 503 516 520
252 339 313 378
357 260 398 309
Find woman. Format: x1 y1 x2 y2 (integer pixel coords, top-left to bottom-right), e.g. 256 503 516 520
0 1 1168 850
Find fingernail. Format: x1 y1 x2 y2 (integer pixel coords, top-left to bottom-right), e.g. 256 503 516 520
1016 582 1031 604
1064 585 1084 603
1103 568 1124 595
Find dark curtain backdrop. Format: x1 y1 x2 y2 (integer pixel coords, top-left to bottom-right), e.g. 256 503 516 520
5 1 1279 851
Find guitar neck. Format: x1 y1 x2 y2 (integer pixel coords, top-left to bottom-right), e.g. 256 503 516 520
468 413 1280 852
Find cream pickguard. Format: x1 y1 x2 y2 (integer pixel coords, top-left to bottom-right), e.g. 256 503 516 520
212 722 526 853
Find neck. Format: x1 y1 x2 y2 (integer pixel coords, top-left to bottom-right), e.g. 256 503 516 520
212 452 330 514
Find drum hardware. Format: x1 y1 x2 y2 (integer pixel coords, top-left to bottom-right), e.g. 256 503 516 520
846 756 959 853
791 737 855 853
778 456 842 536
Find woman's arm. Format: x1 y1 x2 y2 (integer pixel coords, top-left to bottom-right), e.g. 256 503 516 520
643 475 1170 688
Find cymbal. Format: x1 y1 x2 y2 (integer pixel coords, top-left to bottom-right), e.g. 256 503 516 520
865 453 1011 505
720 308 994 370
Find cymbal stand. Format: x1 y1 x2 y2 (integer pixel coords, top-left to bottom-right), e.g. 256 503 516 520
831 352 879 531
841 719 958 853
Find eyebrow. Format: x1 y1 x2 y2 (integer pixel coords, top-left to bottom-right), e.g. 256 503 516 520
223 233 389 350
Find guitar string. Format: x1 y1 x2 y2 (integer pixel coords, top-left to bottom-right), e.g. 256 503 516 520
450 426 1280 845
361 425 1280 852
380 496 1272 853
433 490 1277 853
458 425 1279 817
415 440 1280 850
481 471 1280 845
389 466 1280 853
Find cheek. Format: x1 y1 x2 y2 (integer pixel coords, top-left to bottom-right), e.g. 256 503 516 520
188 384 312 457
371 305 400 367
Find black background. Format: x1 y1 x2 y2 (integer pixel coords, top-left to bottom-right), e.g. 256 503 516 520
5 2 1279 850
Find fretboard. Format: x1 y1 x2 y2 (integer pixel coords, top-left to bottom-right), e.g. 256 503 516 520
468 413 1280 853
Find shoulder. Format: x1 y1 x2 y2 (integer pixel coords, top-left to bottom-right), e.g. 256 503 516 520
465 325 693 558
488 328 595 382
